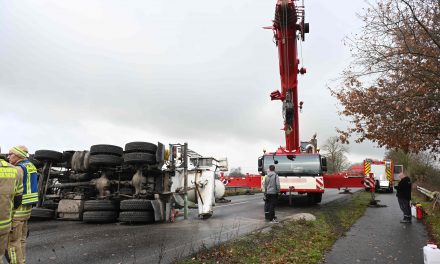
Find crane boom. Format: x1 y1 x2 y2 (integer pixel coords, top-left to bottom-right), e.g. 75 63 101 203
270 0 308 152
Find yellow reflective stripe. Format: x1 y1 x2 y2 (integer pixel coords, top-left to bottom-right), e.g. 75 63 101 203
0 218 11 225
15 206 32 213
9 246 17 264
364 162 371 175
23 193 38 198
0 160 8 166
23 193 38 203
13 205 32 218
12 146 28 158
15 209 32 214
23 162 37 173
27 168 31 194
385 161 391 181
0 169 17 178
13 211 31 218
22 198 38 204
14 212 31 217
16 179 23 193
0 219 12 229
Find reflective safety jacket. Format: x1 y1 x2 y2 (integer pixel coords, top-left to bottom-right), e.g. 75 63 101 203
0 159 21 235
17 160 39 205
13 160 38 220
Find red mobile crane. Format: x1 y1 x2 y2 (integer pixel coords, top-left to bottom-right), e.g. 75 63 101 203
267 0 308 152
258 0 366 203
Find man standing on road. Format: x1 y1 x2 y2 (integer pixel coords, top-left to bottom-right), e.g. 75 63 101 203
7 146 38 264
395 172 412 223
0 147 23 264
264 165 280 224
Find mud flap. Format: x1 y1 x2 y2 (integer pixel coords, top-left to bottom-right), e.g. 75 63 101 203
172 193 185 209
151 200 163 222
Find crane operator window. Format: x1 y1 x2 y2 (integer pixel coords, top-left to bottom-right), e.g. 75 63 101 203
262 155 322 176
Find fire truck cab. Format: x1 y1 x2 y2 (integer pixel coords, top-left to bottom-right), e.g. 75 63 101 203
364 159 396 193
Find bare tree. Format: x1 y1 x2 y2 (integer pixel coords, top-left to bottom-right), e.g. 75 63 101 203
228 167 245 177
386 149 440 183
321 136 350 173
331 0 440 153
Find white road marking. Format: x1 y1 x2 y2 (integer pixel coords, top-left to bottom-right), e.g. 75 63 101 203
216 201 249 207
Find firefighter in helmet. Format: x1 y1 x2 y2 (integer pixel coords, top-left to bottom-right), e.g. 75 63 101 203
0 147 23 264
7 145 38 264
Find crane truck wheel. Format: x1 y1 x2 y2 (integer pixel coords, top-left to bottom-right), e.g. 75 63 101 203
34 150 63 163
313 193 322 203
90 144 123 157
124 142 157 154
307 193 322 205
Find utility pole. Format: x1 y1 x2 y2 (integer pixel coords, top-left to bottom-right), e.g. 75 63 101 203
183 142 188 220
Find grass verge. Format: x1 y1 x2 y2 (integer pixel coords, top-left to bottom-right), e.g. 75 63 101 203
412 192 440 244
178 191 371 264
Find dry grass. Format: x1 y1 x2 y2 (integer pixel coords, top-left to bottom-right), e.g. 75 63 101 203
178 192 371 264
413 192 440 244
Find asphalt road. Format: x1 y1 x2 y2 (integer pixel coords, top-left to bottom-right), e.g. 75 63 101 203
323 192 428 264
23 189 357 264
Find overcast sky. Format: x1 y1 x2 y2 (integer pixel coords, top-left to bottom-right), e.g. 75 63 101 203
0 0 385 173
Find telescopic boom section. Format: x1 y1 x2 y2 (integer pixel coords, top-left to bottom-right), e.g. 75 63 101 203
270 0 307 153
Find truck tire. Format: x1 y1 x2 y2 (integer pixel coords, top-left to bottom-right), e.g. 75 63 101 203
124 142 157 154
120 199 153 211
118 211 154 223
123 152 156 165
34 150 63 163
118 187 134 196
83 211 118 223
30 208 55 220
28 154 44 168
313 193 322 203
307 193 322 205
42 200 59 210
89 154 123 167
83 200 119 211
90 144 123 157
63 150 75 168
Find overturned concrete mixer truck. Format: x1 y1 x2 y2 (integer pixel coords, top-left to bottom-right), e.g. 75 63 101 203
28 142 228 223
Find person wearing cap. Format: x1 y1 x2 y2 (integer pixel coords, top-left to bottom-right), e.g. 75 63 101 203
7 145 38 264
0 147 23 264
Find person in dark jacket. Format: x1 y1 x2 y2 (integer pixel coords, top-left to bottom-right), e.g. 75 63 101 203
395 172 412 223
264 165 280 223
